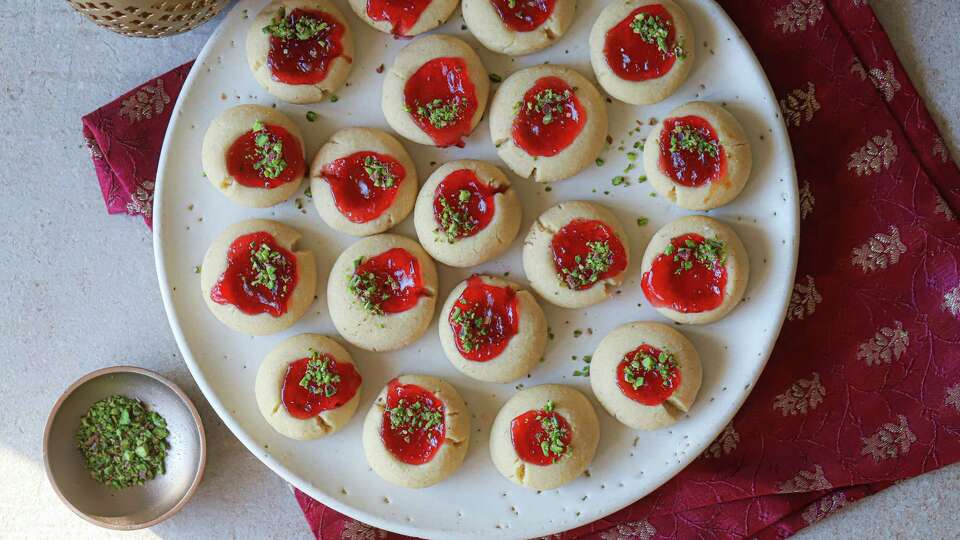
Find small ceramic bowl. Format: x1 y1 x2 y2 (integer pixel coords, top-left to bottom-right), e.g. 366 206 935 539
43 366 206 530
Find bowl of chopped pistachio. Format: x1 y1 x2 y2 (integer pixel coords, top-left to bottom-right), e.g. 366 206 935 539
43 366 206 530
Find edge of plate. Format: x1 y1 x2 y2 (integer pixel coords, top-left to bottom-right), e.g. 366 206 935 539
152 0 801 537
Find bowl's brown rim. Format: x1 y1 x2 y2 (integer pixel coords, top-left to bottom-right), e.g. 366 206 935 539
42 365 208 530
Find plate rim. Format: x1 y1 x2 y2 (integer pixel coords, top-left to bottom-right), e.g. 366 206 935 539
153 0 800 537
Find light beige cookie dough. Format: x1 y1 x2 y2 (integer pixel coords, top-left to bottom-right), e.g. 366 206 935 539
255 334 362 439
413 160 521 267
489 65 608 183
590 322 701 430
327 234 438 351
462 0 576 55
200 219 317 336
640 215 749 324
522 201 630 309
644 101 752 210
348 0 459 37
362 374 470 488
489 384 599 490
589 0 695 105
246 0 354 103
382 35 490 148
201 104 305 208
438 275 547 383
310 127 418 236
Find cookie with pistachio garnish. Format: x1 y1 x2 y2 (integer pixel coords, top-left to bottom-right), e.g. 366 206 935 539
640 215 749 324
327 234 438 352
522 201 630 309
413 160 522 267
489 384 599 490
201 219 316 335
201 105 306 207
255 334 363 439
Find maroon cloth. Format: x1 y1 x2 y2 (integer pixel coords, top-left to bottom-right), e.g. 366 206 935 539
87 0 960 537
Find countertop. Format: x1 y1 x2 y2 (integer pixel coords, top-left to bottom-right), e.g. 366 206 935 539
1 0 957 538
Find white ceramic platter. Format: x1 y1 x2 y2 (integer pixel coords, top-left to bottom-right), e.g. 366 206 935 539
154 0 799 537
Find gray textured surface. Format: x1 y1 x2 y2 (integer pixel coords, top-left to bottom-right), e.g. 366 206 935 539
0 1 956 538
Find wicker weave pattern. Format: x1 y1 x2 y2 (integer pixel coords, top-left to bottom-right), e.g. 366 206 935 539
68 0 229 37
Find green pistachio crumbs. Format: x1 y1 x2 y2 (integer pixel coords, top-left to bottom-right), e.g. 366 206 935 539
622 349 677 390
537 400 570 459
386 399 443 442
450 304 491 352
249 241 288 292
560 240 613 289
669 124 720 159
252 120 287 180
664 237 727 274
347 257 398 315
363 155 396 188
263 7 329 41
629 13 686 59
299 348 341 397
436 189 476 242
413 97 463 129
527 88 573 125
75 395 170 490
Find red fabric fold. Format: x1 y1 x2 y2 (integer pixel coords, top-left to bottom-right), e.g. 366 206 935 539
85 0 960 537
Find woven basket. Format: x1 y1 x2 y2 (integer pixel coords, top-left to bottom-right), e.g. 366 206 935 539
68 0 230 38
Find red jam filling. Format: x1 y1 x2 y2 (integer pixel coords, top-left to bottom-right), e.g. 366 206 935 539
510 404 572 466
432 169 505 241
380 379 445 465
448 276 519 362
551 219 627 291
366 0 432 37
490 0 556 32
320 151 405 223
658 116 727 187
225 123 304 189
281 352 362 419
265 8 348 85
403 57 479 148
512 76 585 157
603 4 682 81
641 232 728 313
349 248 427 314
210 231 298 317
616 344 680 406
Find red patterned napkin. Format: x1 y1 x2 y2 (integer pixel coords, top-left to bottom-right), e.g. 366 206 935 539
85 1 960 537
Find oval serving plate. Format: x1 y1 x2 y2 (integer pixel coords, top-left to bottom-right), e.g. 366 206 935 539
154 0 799 537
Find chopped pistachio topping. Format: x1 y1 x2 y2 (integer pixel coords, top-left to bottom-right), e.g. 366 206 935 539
664 237 727 274
263 7 329 41
450 304 491 352
252 120 287 179
305 110 318 122
629 12 686 59
387 399 443 441
415 97 463 129
347 257 397 315
249 242 289 292
623 348 676 390
299 348 341 397
363 156 396 188
436 189 477 243
537 401 570 459
507 0 517 7
669 124 719 158
75 395 170 490
561 240 613 289
527 88 573 125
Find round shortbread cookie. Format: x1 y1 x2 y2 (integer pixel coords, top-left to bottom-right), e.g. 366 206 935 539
589 0 695 105
255 334 363 439
310 127 418 236
489 65 608 183
348 0 459 37
327 234 439 351
382 35 490 148
644 101 752 210
639 215 749 324
522 201 630 308
246 0 354 103
413 160 522 267
362 374 470 488
489 384 599 490
438 275 548 383
590 322 701 430
200 219 317 336
201 104 305 207
462 0 576 55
